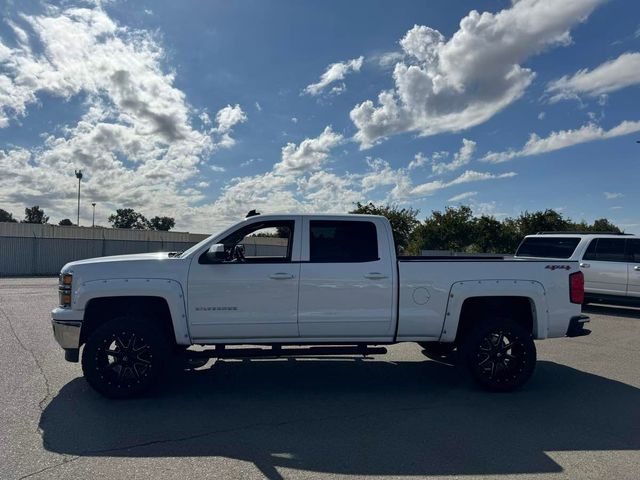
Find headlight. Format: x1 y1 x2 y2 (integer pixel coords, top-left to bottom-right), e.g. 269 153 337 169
59 273 73 307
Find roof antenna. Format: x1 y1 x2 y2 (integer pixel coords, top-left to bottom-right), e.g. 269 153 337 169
246 209 260 218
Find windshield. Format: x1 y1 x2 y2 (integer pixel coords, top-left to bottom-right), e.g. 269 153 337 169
515 237 581 259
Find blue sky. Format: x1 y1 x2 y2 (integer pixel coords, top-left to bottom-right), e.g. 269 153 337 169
0 0 639 233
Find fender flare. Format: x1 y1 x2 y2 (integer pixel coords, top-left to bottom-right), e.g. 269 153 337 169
438 279 549 342
75 278 190 345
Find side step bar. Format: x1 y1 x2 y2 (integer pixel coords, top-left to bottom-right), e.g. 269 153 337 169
182 345 388 360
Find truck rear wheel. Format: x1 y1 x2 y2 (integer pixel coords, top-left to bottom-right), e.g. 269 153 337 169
460 318 536 392
82 317 170 399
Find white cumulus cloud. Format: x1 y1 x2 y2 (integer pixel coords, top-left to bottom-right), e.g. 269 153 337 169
409 171 516 197
483 120 640 163
432 139 476 175
303 56 364 96
274 126 343 174
448 191 478 202
546 52 640 102
0 5 244 228
350 0 605 148
604 192 623 200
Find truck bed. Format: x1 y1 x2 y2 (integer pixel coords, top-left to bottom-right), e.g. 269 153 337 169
396 258 579 342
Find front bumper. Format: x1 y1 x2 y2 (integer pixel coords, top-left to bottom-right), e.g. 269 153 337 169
566 314 591 337
52 319 81 349
52 307 82 361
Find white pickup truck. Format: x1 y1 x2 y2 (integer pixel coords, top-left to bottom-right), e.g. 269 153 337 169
52 213 589 398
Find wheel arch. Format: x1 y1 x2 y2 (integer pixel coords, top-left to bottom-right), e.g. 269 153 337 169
82 296 176 347
439 280 548 343
77 278 190 346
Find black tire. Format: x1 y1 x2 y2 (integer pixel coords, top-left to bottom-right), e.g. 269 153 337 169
460 318 536 392
82 317 170 399
419 342 456 359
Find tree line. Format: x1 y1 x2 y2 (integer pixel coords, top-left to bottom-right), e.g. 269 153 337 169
0 206 176 231
350 202 622 255
1 203 624 248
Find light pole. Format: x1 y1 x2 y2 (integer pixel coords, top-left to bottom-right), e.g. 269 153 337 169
75 170 83 226
92 202 96 227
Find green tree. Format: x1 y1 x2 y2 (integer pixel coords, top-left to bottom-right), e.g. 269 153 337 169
58 219 74 226
407 206 475 254
148 216 176 231
395 205 624 255
513 209 570 236
589 218 621 233
471 215 509 253
350 202 419 252
108 208 149 229
0 208 17 223
23 205 49 224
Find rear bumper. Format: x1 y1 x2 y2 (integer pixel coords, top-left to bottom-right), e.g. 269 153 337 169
566 315 591 337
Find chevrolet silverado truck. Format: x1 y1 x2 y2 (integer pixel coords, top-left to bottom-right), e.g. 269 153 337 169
52 213 590 398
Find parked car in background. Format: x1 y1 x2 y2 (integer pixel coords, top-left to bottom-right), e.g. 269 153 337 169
515 232 640 305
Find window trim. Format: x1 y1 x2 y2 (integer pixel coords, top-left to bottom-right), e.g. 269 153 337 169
308 219 380 263
198 220 295 264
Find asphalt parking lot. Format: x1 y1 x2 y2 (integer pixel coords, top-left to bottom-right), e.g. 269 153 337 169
0 277 638 480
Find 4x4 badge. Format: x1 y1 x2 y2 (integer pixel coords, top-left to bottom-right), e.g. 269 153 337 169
545 265 571 271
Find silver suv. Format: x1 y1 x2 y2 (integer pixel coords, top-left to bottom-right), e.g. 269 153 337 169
515 233 640 305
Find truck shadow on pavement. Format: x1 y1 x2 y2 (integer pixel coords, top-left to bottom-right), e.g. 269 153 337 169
40 359 639 479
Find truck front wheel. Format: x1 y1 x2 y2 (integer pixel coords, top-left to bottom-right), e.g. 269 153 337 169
82 317 170 399
461 318 536 392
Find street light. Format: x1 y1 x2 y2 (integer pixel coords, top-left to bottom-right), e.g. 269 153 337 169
92 202 96 227
75 170 83 226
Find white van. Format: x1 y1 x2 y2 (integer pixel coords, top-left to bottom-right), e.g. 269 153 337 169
515 233 640 305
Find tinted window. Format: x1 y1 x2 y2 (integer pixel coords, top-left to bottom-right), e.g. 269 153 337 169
515 237 580 259
310 220 378 262
591 238 626 262
583 239 598 261
628 239 640 263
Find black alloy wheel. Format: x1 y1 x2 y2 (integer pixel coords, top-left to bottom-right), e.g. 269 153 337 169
82 317 169 399
462 318 536 392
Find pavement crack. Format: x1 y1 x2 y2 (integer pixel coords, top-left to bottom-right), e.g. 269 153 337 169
17 455 80 480
79 401 455 456
0 305 53 427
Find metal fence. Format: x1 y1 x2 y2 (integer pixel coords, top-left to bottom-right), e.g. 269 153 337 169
0 223 292 276
0 223 209 276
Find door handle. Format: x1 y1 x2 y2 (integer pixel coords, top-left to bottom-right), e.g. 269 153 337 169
269 272 294 280
634 266 640 271
364 272 388 280
580 263 590 268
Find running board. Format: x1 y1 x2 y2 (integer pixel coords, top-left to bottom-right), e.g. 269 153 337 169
182 345 388 360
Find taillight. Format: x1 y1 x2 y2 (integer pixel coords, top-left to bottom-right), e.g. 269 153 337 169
569 271 584 304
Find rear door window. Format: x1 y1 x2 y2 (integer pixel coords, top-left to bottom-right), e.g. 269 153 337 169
515 237 581 259
626 239 640 263
582 238 627 262
309 220 378 262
